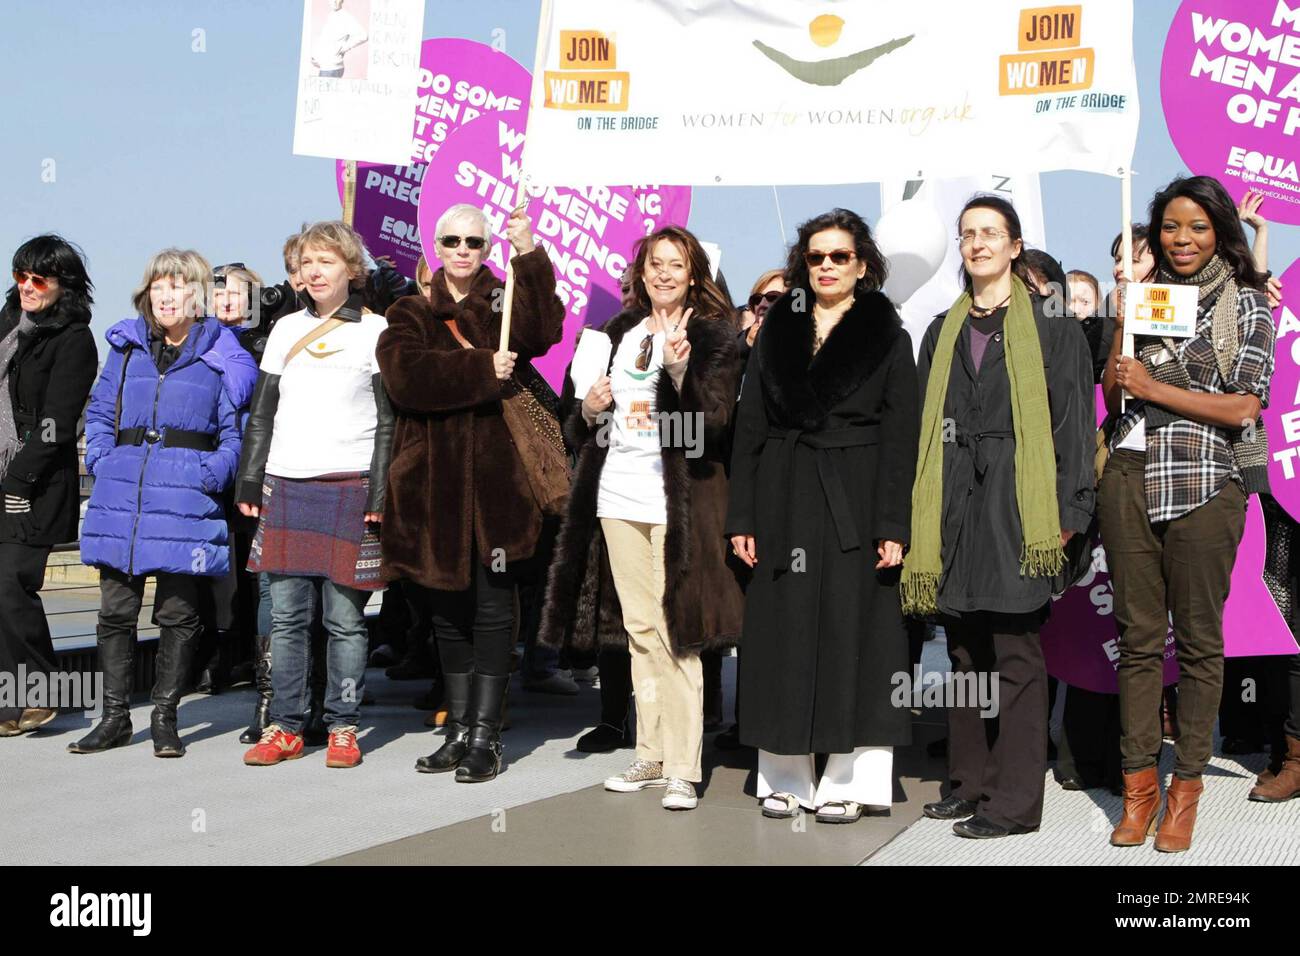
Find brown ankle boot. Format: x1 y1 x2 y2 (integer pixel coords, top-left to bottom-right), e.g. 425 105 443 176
1154 775 1203 853
1249 736 1300 802
1110 766 1160 846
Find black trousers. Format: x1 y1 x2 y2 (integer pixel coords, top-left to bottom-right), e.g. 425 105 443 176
409 560 515 678
943 608 1049 830
100 569 202 646
0 543 56 722
1057 686 1122 791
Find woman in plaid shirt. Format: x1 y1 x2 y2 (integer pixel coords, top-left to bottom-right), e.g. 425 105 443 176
1102 176 1275 854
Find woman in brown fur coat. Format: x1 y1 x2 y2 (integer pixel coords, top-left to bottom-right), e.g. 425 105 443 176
538 226 744 812
377 203 564 783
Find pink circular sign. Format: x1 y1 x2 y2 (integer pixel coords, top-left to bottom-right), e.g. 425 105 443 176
1161 1 1300 225
418 114 647 390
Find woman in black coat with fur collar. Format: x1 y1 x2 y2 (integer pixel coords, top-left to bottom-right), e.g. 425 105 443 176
726 209 920 824
0 236 99 736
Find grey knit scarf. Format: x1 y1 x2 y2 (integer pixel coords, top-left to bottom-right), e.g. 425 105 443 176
0 314 36 479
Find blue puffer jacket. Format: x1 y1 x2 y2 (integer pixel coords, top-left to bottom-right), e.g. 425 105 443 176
80 317 258 576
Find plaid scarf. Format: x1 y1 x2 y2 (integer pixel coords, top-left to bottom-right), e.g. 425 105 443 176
902 276 1063 616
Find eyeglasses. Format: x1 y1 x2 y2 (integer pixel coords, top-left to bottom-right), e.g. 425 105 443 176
635 333 654 371
747 290 782 310
803 250 855 268
957 228 1010 247
438 235 487 251
13 270 51 292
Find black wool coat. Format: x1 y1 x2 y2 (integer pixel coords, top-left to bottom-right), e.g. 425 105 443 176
0 297 99 547
915 295 1095 618
726 290 920 754
538 308 746 656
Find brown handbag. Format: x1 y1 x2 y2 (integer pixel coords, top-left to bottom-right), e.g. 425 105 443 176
500 362 571 517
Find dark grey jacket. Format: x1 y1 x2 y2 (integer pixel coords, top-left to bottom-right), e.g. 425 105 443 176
916 295 1094 616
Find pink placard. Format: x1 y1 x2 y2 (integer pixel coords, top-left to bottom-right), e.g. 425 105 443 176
335 38 531 277
417 114 647 390
1161 1 1300 225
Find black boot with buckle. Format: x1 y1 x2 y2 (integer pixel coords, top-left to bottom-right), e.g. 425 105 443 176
456 673 510 783
416 671 471 772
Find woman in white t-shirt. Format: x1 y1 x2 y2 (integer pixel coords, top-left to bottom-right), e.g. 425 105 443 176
539 226 745 812
235 220 393 771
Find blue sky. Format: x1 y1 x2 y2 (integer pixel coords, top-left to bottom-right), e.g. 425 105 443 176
2 0 1296 344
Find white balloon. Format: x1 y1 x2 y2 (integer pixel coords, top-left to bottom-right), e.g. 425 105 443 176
875 200 949 305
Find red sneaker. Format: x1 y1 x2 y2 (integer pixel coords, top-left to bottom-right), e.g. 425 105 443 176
243 725 305 766
325 725 362 768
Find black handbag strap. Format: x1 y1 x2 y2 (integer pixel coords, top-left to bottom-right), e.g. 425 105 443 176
113 344 135 441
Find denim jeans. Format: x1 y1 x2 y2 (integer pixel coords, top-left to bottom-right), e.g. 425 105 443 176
267 574 368 734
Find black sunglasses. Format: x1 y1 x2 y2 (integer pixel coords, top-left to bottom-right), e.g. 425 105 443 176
212 262 247 287
438 235 487 251
747 290 782 310
803 250 856 267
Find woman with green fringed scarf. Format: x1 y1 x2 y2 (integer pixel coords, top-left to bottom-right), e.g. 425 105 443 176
1103 176 1277 854
905 195 1094 841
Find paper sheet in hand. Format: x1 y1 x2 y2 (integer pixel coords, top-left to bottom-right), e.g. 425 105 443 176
570 329 613 401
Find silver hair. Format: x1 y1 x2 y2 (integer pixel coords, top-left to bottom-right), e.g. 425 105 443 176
433 203 491 243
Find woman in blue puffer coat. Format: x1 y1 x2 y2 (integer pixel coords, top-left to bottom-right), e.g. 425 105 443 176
70 249 257 758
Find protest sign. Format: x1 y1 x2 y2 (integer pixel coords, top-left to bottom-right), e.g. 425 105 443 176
292 0 425 166
334 38 531 276
1122 282 1200 338
1161 0 1300 225
418 114 646 389
524 0 1139 186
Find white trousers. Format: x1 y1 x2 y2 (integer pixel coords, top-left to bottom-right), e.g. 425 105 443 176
757 747 894 809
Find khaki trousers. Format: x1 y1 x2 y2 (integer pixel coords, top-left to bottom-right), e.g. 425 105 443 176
600 518 703 781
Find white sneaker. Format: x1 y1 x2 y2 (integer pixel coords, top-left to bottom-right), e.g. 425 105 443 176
662 778 698 810
604 759 667 792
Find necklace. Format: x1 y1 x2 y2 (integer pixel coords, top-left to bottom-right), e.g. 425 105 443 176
969 293 1010 320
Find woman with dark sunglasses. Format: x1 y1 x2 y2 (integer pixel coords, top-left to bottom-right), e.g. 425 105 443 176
725 209 921 823
0 237 99 737
377 202 564 783
540 225 744 812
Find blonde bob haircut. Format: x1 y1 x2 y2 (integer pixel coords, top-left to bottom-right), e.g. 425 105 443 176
132 248 213 334
747 268 787 300
415 255 433 297
297 220 369 286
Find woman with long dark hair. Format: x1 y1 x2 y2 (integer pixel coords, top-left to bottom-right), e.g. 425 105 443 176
1104 175 1275 851
540 225 743 811
907 194 1094 840
726 209 919 822
0 236 99 737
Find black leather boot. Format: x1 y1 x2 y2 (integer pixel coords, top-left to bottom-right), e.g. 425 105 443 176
192 627 226 695
151 627 198 757
456 673 509 783
415 671 471 772
239 634 273 745
67 629 135 754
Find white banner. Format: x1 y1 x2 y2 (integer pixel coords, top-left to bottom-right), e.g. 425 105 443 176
879 175 1047 355
525 0 1139 187
292 0 425 165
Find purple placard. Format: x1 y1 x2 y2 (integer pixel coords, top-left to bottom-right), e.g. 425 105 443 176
418 114 646 390
1161 1 1300 225
335 38 530 277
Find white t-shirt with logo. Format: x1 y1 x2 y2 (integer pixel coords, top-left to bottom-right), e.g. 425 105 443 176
261 308 387 479
597 318 668 525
